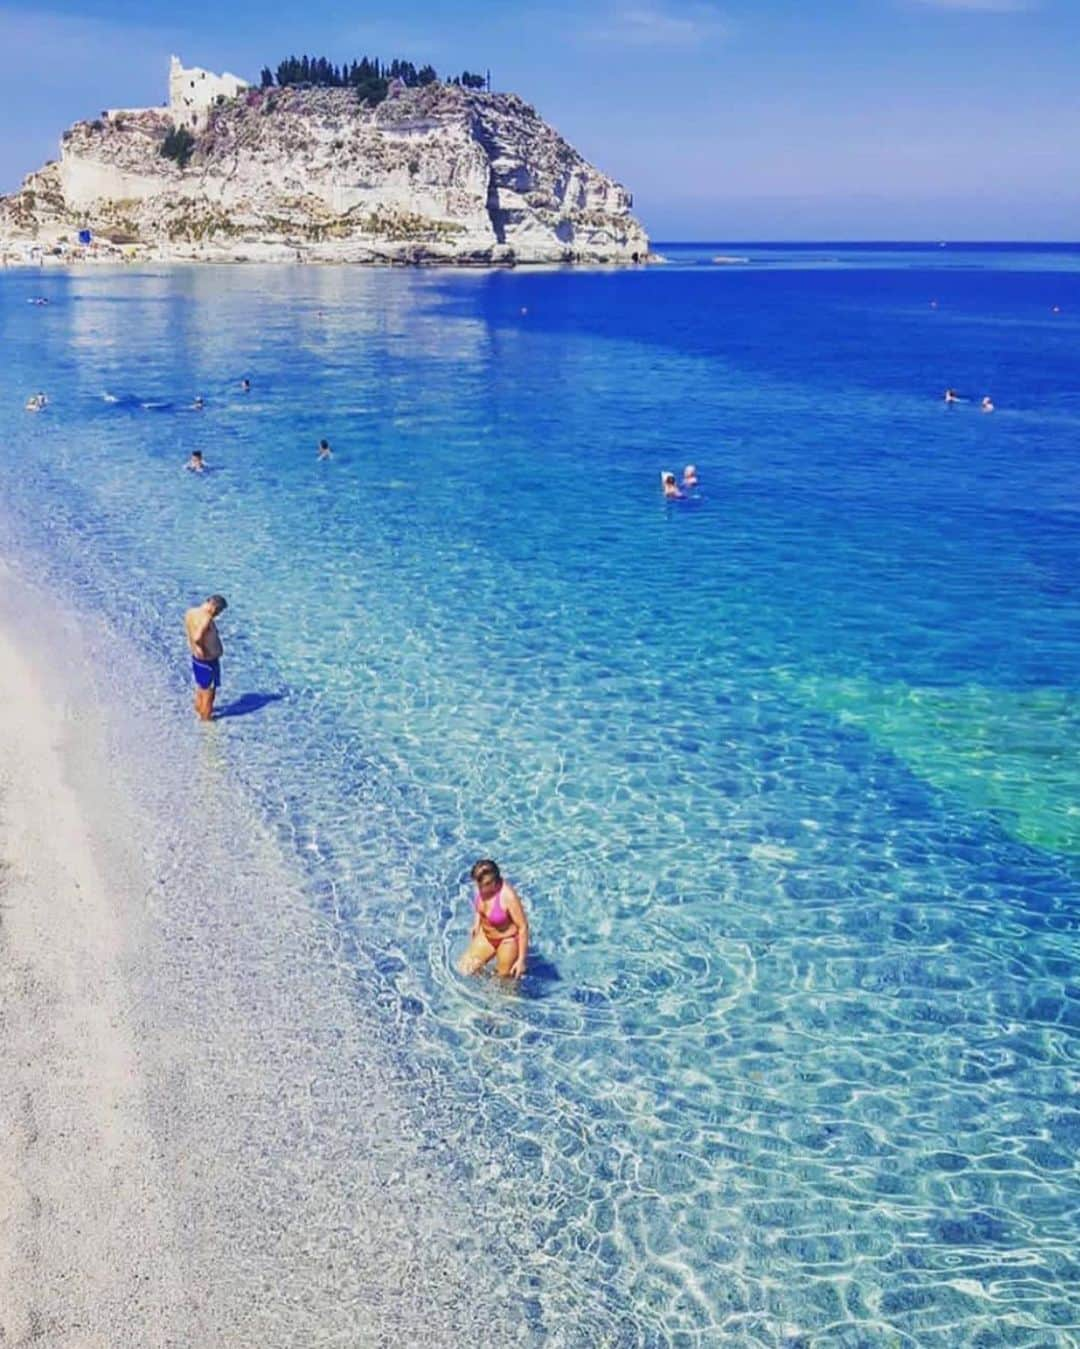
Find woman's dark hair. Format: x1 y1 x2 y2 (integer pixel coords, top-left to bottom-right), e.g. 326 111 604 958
470 858 501 885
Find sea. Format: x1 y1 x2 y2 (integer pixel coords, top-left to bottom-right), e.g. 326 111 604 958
2 243 1079 1347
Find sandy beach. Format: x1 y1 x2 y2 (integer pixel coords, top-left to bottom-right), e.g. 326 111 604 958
0 605 187 1344
0 557 505 1347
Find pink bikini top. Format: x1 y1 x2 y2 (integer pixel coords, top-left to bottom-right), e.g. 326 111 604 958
474 884 509 928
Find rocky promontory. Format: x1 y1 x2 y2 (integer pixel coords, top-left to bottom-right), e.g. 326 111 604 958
0 60 649 265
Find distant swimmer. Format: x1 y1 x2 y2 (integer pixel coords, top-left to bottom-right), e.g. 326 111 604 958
661 470 684 500
191 395 205 411
185 450 205 473
184 594 227 721
981 395 995 413
24 392 47 412
27 296 49 306
317 438 333 460
944 388 960 404
458 859 529 979
682 464 699 489
240 377 251 393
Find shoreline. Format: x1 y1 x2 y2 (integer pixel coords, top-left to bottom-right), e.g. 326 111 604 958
0 552 514 1346
1 249 661 270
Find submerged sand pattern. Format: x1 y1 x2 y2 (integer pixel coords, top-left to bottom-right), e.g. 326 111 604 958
795 676 1080 854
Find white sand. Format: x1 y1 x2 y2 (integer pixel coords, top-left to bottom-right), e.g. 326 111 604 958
0 561 510 1346
0 622 185 1345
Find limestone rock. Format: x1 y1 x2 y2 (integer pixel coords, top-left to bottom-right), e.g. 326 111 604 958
0 73 650 266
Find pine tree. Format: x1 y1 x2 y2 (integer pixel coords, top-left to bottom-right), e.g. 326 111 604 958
262 48 460 100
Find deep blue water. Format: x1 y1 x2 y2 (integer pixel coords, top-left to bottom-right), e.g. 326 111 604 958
2 244 1079 1346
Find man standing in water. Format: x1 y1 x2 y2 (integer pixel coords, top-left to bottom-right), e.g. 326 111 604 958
184 594 227 720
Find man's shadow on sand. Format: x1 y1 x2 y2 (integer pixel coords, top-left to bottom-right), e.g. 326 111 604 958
214 691 286 720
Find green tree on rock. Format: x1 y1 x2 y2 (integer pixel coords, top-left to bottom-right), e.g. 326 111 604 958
160 126 196 168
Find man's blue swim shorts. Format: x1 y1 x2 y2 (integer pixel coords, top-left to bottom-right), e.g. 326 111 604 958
191 657 221 690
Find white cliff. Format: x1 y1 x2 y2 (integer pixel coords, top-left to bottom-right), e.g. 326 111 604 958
0 61 650 265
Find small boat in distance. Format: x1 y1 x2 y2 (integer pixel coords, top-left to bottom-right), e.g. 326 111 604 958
712 255 750 264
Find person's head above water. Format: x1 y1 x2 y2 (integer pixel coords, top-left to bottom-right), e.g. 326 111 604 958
206 594 227 616
470 858 502 896
683 464 698 481
662 471 676 486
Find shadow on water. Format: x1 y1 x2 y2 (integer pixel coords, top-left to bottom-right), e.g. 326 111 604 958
214 691 286 719
526 954 561 983
513 953 562 998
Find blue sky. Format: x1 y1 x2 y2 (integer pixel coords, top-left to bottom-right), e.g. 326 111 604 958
2 0 1077 238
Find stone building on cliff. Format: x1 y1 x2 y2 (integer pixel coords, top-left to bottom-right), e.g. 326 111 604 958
168 56 249 129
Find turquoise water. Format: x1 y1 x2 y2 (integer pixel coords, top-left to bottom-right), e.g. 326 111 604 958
3 247 1079 1345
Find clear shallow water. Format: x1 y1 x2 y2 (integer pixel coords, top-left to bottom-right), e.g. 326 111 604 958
3 246 1079 1346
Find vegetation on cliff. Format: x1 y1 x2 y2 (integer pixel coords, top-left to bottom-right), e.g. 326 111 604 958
259 54 487 106
160 126 196 168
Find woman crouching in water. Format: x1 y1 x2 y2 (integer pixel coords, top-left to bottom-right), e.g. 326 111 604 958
458 858 529 979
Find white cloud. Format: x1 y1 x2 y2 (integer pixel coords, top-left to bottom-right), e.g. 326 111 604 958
586 3 726 46
907 0 1038 11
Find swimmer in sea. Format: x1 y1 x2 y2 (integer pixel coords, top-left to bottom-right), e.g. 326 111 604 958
661 471 684 500
317 438 332 460
192 395 205 411
682 464 699 489
944 388 959 404
458 859 529 979
981 395 994 413
185 450 205 473
240 377 251 393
